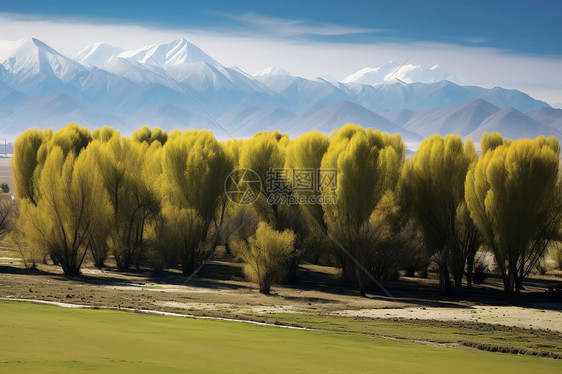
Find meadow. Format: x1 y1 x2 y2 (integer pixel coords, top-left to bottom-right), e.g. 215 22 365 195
1 300 560 373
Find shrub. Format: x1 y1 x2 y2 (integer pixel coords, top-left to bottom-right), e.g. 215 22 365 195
7 229 42 269
231 222 295 294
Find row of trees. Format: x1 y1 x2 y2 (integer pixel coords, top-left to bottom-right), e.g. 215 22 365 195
7 123 562 295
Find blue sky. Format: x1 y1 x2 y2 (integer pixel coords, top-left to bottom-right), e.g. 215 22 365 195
0 0 561 105
2 0 561 55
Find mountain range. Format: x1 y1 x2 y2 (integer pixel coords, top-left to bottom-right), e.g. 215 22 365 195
0 37 560 143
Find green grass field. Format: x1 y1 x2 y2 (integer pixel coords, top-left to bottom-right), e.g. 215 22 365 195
0 301 559 373
243 312 562 357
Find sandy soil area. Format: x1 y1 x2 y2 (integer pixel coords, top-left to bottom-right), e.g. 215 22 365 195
332 305 562 332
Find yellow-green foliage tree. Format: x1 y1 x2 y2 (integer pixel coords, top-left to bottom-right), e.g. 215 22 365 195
92 134 161 269
465 134 562 294
480 132 511 153
18 146 111 276
12 124 95 268
400 135 477 293
152 204 203 272
321 124 405 295
5 200 43 269
92 126 117 142
238 131 289 228
285 131 330 231
0 197 14 240
238 130 312 283
356 190 411 281
454 201 481 288
45 122 92 158
11 128 51 205
132 126 168 145
231 221 296 294
161 130 233 273
284 131 331 274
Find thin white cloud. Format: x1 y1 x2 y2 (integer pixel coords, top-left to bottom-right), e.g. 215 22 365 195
223 12 381 37
0 13 560 107
465 37 486 44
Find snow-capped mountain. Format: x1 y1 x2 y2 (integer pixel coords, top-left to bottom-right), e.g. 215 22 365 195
118 38 220 67
343 61 458 85
74 43 125 67
254 66 292 77
0 37 88 94
0 37 556 142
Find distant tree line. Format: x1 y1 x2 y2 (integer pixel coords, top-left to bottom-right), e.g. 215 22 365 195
6 123 562 295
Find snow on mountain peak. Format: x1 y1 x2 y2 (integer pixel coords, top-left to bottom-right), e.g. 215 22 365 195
343 62 458 85
254 66 292 76
118 38 219 67
0 37 86 88
0 37 50 62
74 42 125 67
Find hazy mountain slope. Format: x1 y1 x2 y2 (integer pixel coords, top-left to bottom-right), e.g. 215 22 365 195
218 105 295 137
275 101 422 141
549 118 562 131
467 108 562 141
400 99 500 137
525 107 562 126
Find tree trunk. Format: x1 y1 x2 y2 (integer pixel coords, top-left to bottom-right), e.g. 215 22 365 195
50 253 60 266
259 273 271 294
439 267 452 294
465 254 474 289
94 258 106 269
404 266 416 277
502 276 511 295
453 267 463 288
115 252 130 270
438 248 452 294
182 245 197 275
285 255 298 283
516 256 525 292
450 249 464 288
358 279 367 297
355 266 368 297
503 262 517 295
60 258 81 277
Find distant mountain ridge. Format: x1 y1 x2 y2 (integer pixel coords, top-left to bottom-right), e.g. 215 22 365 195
342 61 458 85
0 37 557 142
